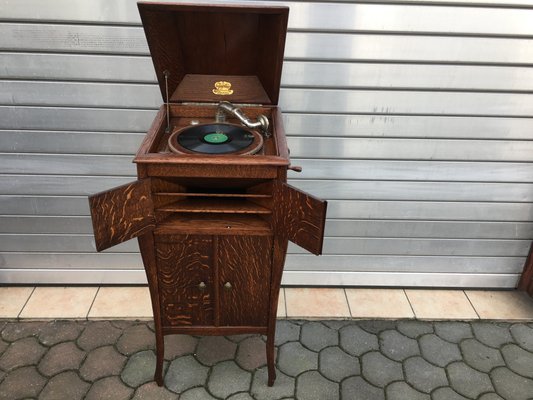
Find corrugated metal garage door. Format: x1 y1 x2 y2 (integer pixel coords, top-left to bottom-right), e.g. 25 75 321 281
1 0 533 287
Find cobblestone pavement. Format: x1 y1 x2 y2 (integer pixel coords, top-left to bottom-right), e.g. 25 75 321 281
1 319 533 399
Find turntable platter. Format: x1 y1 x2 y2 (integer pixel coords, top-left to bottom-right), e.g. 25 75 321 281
168 123 263 155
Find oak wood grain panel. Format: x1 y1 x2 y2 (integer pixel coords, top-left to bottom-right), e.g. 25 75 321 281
154 214 272 236
156 235 214 326
88 178 155 251
157 198 272 214
273 182 327 255
218 235 272 326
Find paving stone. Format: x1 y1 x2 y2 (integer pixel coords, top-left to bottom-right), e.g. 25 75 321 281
491 367 533 400
0 366 46 400
396 321 433 339
460 339 505 373
432 387 470 400
404 356 447 393
195 336 237 366
510 324 533 352
1 321 44 342
478 394 505 400
85 376 133 400
133 382 179 400
434 322 473 343
38 320 84 346
379 330 419 361
164 355 208 393
251 366 295 400
471 322 513 348
275 321 301 346
339 325 379 356
0 338 7 356
341 376 385 400
277 342 318 377
227 334 255 343
121 350 158 388
361 351 403 388
300 322 338 352
180 387 217 400
447 361 493 399
38 341 85 377
358 320 397 334
296 370 338 400
208 360 252 399
419 334 461 367
163 334 197 360
39 371 90 400
386 381 430 400
501 343 533 378
0 336 47 371
77 321 122 351
228 393 255 400
318 346 360 382
80 345 126 381
322 320 353 329
236 335 268 371
116 324 155 355
110 320 137 330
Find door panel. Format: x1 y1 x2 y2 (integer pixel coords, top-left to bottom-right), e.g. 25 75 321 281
88 178 155 251
156 235 214 326
274 182 327 255
219 235 272 326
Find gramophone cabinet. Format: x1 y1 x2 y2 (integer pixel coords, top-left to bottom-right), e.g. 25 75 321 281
89 2 327 386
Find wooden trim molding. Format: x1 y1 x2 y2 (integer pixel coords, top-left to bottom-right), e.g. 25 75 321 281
518 241 533 297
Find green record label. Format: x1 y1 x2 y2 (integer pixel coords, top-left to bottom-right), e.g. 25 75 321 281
204 132 229 144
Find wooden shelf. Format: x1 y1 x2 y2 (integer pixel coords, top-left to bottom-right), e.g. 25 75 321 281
157 198 271 214
155 192 271 198
154 214 272 235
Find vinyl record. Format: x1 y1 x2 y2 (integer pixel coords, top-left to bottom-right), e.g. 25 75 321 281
168 123 263 155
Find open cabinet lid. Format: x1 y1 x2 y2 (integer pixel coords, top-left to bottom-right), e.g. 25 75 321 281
138 2 289 105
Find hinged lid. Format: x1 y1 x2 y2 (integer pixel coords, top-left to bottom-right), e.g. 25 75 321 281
138 2 289 105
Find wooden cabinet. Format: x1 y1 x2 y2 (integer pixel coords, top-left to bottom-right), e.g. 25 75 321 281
154 233 272 328
88 2 327 388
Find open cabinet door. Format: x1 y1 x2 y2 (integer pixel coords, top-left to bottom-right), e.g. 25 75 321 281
89 179 156 251
273 182 327 255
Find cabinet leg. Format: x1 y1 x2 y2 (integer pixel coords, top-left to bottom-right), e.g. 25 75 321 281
154 331 164 386
266 334 276 386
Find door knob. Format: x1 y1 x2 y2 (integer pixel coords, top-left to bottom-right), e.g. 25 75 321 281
224 282 232 291
198 281 207 291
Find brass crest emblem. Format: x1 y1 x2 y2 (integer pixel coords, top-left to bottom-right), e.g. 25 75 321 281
212 81 234 95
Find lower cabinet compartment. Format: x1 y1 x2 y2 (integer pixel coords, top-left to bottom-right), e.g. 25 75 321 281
156 235 215 326
155 232 273 329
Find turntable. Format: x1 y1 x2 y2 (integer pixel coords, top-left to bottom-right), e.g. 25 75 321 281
88 2 327 388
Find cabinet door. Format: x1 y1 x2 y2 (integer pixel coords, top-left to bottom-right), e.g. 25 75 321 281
274 182 327 255
89 179 155 251
219 235 273 326
156 235 215 326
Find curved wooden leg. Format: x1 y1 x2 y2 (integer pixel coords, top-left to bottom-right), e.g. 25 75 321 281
138 233 165 386
266 332 276 386
154 330 164 386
